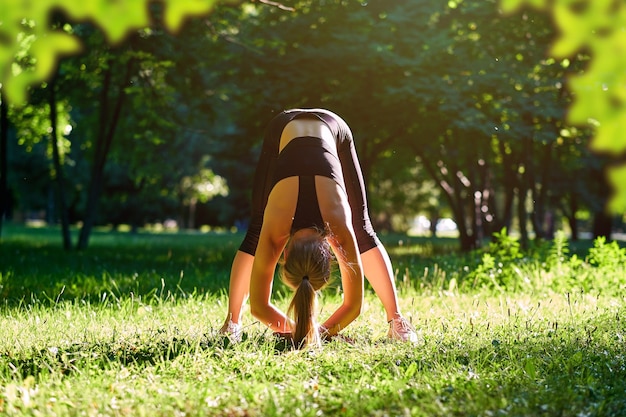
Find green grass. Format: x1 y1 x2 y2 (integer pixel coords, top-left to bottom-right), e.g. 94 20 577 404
1 224 625 416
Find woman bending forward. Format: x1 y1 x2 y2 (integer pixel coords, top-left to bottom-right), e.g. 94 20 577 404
220 108 418 347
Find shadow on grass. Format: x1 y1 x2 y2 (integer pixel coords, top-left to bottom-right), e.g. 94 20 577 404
3 226 614 307
0 226 465 307
0 226 243 305
1 330 302 381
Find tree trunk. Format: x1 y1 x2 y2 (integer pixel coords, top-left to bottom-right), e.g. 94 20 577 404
449 158 476 251
494 139 516 235
448 183 471 249
592 210 613 241
49 79 73 250
47 185 55 225
517 132 533 249
589 159 613 241
479 163 495 239
529 142 553 240
0 90 7 238
77 59 131 250
428 209 439 237
449 196 473 252
517 187 529 249
566 193 579 241
472 191 483 245
419 154 475 252
473 158 490 247
188 197 197 230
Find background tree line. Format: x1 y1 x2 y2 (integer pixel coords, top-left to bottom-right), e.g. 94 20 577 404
0 0 623 251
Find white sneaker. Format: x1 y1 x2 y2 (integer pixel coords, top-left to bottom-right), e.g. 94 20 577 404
220 320 242 342
388 316 419 344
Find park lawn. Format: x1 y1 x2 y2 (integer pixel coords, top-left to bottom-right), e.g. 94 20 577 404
1 225 625 416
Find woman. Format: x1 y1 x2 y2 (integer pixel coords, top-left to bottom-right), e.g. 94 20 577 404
220 108 417 347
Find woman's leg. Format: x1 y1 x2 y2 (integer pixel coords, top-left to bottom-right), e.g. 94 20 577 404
360 244 400 322
361 244 418 342
333 122 401 320
331 112 416 341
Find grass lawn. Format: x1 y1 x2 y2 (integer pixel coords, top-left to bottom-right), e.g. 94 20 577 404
1 224 625 416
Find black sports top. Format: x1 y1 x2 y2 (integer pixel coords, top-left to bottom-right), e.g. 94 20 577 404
273 136 344 233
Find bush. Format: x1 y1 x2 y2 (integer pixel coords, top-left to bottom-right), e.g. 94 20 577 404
465 229 626 296
467 228 525 291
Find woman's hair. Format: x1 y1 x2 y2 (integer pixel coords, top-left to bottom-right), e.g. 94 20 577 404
281 231 333 348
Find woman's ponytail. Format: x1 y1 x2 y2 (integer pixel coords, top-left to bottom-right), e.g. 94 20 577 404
288 276 319 347
281 232 333 349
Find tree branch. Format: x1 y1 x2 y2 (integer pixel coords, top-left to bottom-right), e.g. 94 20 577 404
256 0 295 11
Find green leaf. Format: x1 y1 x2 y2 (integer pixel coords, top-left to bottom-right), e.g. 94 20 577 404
500 0 527 14
90 0 151 44
500 0 547 14
589 114 626 154
607 164 626 213
31 32 83 77
550 2 587 57
163 0 219 33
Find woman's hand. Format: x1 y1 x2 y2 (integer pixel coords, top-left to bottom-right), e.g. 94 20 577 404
319 325 354 344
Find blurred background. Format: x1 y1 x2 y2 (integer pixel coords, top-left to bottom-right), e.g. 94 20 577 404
1 0 624 251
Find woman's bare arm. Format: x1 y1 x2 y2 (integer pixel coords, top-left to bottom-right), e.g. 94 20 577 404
316 177 364 336
323 225 363 336
248 180 296 333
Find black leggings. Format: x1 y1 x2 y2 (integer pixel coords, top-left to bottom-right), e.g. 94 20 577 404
239 109 380 255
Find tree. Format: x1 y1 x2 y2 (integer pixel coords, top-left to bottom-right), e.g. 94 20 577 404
77 43 133 249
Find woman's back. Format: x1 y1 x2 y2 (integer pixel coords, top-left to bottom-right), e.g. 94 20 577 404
279 117 337 153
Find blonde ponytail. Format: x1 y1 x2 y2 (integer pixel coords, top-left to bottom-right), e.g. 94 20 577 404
288 276 319 347
281 232 333 348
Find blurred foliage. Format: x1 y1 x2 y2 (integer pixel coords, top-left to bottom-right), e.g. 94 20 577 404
2 0 624 251
501 0 626 212
0 0 222 105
